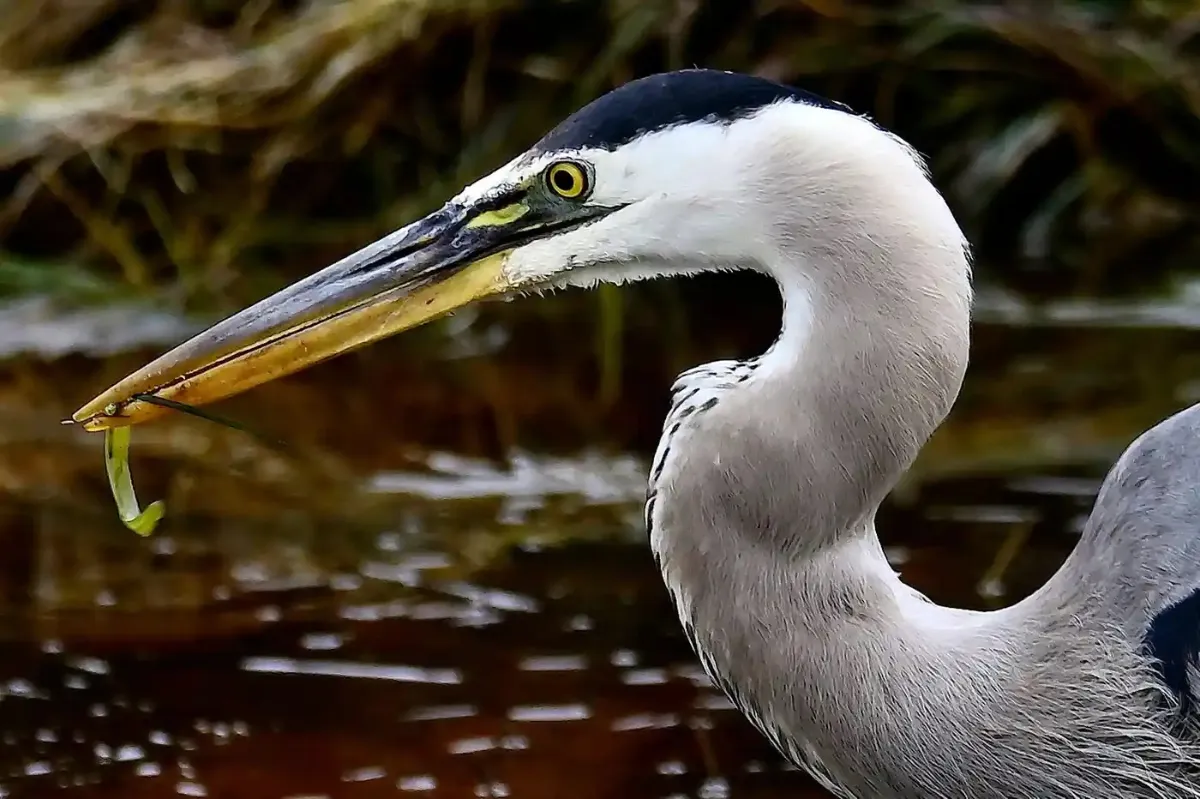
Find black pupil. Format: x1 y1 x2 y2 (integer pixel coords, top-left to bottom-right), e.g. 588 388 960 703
553 168 577 193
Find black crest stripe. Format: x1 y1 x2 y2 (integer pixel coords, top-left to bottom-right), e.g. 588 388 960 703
533 69 854 153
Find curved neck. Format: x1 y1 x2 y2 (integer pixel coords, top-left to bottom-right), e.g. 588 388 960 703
646 190 978 716
646 142 976 604
647 229 1196 797
642 112 1200 796
652 189 974 561
644 161 981 770
759 259 971 547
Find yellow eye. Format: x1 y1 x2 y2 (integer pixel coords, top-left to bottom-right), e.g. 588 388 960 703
546 161 589 200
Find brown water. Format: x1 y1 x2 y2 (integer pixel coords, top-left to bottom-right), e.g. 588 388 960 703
2 282 1200 798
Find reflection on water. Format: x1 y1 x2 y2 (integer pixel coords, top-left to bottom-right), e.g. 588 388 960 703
0 498 814 798
0 296 200 361
3 287 1200 798
0 444 1093 799
972 277 1200 330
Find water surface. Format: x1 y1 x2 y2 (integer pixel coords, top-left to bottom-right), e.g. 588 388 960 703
2 286 1200 798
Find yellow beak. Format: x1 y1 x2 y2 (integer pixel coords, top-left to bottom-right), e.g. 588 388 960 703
71 202 517 431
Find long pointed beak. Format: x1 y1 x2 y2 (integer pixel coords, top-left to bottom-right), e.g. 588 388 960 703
72 202 523 431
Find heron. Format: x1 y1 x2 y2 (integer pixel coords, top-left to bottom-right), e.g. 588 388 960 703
73 69 1200 797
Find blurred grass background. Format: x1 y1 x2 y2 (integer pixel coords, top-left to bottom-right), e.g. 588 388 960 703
3 0 1200 316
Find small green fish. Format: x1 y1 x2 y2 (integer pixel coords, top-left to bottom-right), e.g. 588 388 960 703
103 423 165 537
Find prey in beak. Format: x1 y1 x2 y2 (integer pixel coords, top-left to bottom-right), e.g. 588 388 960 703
71 165 615 432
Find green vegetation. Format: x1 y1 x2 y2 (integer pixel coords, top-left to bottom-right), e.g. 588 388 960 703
1 0 1197 310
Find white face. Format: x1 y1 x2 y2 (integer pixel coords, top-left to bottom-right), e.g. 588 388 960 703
443 100 880 292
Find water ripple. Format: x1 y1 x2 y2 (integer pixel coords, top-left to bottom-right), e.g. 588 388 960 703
239 657 462 684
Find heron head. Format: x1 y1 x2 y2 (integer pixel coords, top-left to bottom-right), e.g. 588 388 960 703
72 69 861 430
